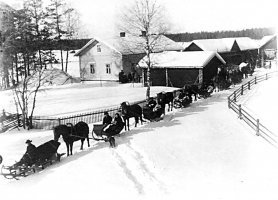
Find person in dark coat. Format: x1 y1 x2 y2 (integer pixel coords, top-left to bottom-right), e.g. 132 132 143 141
25 140 36 154
147 97 157 110
104 113 124 134
25 139 37 162
103 111 112 126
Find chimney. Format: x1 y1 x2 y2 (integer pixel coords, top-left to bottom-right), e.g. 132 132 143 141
141 31 146 37
120 32 125 37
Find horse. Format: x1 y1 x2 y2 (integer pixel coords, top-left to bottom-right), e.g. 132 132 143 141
157 92 174 114
120 102 144 131
53 121 90 156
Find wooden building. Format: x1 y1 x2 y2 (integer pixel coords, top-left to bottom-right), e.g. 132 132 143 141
138 51 226 88
257 35 277 66
184 37 258 65
74 34 183 81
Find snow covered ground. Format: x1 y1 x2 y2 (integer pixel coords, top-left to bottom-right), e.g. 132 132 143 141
0 68 278 200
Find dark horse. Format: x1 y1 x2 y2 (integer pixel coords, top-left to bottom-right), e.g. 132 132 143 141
53 121 90 156
157 92 174 114
120 102 144 131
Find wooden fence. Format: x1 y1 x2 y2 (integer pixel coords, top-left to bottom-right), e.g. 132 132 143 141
0 113 22 133
31 88 183 130
228 71 278 147
31 99 149 130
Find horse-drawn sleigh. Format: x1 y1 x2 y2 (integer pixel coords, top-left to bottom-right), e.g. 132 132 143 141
1 140 64 180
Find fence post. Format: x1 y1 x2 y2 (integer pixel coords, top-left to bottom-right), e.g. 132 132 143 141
238 104 242 119
255 77 257 84
241 85 244 95
266 73 268 80
228 97 231 109
234 92 237 102
256 119 260 136
58 118 61 125
248 81 250 90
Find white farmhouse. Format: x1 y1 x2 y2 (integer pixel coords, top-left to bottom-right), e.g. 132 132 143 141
74 33 183 82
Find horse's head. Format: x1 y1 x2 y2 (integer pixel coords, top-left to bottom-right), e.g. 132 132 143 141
53 124 73 141
120 102 129 115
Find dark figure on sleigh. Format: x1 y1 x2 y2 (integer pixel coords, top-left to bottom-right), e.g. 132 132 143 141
173 90 192 108
103 113 125 136
14 140 62 168
143 98 164 121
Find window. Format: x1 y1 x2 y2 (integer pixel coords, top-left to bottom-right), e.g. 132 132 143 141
90 63 95 74
106 64 111 74
97 45 101 52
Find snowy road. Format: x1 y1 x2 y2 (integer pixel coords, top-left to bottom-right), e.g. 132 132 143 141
1 69 278 200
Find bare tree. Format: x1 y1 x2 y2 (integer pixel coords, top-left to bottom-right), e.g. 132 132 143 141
13 68 46 129
119 0 170 99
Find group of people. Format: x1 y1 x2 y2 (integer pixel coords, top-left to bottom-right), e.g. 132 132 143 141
143 97 164 121
102 112 125 134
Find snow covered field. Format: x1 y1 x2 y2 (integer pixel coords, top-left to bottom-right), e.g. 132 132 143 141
0 68 278 200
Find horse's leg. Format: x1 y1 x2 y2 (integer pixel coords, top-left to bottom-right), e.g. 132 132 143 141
70 143 73 155
87 136 90 147
127 118 130 131
124 119 127 131
66 143 70 156
80 139 84 150
135 117 139 127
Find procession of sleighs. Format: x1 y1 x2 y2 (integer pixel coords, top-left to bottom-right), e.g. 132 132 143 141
0 63 252 180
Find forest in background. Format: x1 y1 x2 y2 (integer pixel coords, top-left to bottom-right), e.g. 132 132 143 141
165 27 276 42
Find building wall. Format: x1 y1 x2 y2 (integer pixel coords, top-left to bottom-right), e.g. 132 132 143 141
122 53 144 79
203 56 223 82
79 41 122 81
143 68 199 88
261 37 277 50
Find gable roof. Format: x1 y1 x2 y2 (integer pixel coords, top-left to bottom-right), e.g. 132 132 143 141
75 34 183 56
187 38 235 53
186 37 259 53
176 42 192 50
138 51 226 69
234 37 259 51
257 35 277 48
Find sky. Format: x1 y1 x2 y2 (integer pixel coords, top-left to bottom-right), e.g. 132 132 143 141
2 0 278 38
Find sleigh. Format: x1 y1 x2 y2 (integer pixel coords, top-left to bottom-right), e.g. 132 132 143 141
1 140 64 180
92 123 124 141
142 105 163 122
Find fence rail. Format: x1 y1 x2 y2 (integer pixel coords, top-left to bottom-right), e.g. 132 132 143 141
0 113 22 133
31 88 184 130
228 71 278 147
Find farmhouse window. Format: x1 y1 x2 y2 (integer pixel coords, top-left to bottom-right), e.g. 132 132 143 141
90 63 95 74
106 64 111 74
97 45 101 52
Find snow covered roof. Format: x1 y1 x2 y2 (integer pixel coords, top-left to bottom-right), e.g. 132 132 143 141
75 34 183 56
138 51 226 69
187 37 259 53
235 37 259 51
257 35 277 48
188 38 235 53
176 42 192 50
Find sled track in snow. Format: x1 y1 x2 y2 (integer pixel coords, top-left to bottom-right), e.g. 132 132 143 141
111 143 167 195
